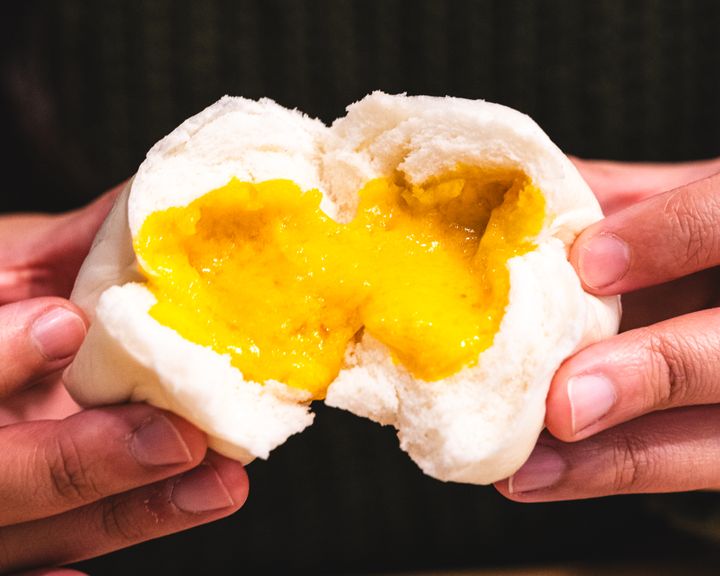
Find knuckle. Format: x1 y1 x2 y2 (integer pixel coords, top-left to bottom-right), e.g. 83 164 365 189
99 496 143 544
646 331 696 408
609 434 654 492
664 190 720 268
44 431 102 505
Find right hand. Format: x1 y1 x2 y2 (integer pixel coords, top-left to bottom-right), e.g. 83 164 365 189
496 157 720 501
0 189 249 575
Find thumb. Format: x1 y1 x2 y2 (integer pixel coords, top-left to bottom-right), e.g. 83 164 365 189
0 298 87 399
0 182 125 305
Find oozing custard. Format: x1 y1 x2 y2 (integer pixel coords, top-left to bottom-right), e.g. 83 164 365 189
134 169 545 399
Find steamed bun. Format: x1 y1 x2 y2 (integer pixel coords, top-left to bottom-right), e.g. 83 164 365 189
65 93 620 484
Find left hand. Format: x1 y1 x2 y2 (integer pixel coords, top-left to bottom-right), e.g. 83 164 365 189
0 186 249 574
0 186 121 424
496 157 720 501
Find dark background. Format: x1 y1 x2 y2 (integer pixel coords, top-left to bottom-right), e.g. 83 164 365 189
2 0 720 574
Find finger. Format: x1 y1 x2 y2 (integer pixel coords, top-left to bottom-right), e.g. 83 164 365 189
0 452 248 575
570 171 720 295
545 308 720 442
0 403 207 526
0 298 87 399
0 182 124 305
570 156 720 215
497 406 720 501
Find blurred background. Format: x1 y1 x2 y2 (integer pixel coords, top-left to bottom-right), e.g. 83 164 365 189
2 0 720 574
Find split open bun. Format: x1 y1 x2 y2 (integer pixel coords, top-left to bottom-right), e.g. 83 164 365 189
65 93 620 484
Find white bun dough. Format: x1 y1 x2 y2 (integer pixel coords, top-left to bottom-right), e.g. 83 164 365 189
65 93 620 483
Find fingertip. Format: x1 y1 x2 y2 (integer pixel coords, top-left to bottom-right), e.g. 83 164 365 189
570 229 631 294
547 342 621 443
31 306 87 362
7 296 88 328
204 451 250 510
493 478 514 500
0 298 89 398
159 412 209 466
169 452 248 516
39 298 88 325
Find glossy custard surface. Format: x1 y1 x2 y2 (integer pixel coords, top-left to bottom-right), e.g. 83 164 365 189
134 170 545 398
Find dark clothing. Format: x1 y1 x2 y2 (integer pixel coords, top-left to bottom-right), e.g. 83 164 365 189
1 1 719 574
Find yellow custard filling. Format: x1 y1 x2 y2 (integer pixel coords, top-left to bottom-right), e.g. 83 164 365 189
134 169 545 399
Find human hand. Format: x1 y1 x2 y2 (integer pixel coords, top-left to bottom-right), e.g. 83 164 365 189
0 188 121 425
0 188 249 575
496 156 720 501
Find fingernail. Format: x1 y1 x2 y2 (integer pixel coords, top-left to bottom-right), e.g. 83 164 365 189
130 415 193 466
172 463 234 513
508 445 566 494
578 233 630 289
568 373 617 434
31 307 87 360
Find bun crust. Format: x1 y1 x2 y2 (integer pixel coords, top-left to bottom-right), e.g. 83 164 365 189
66 93 620 483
